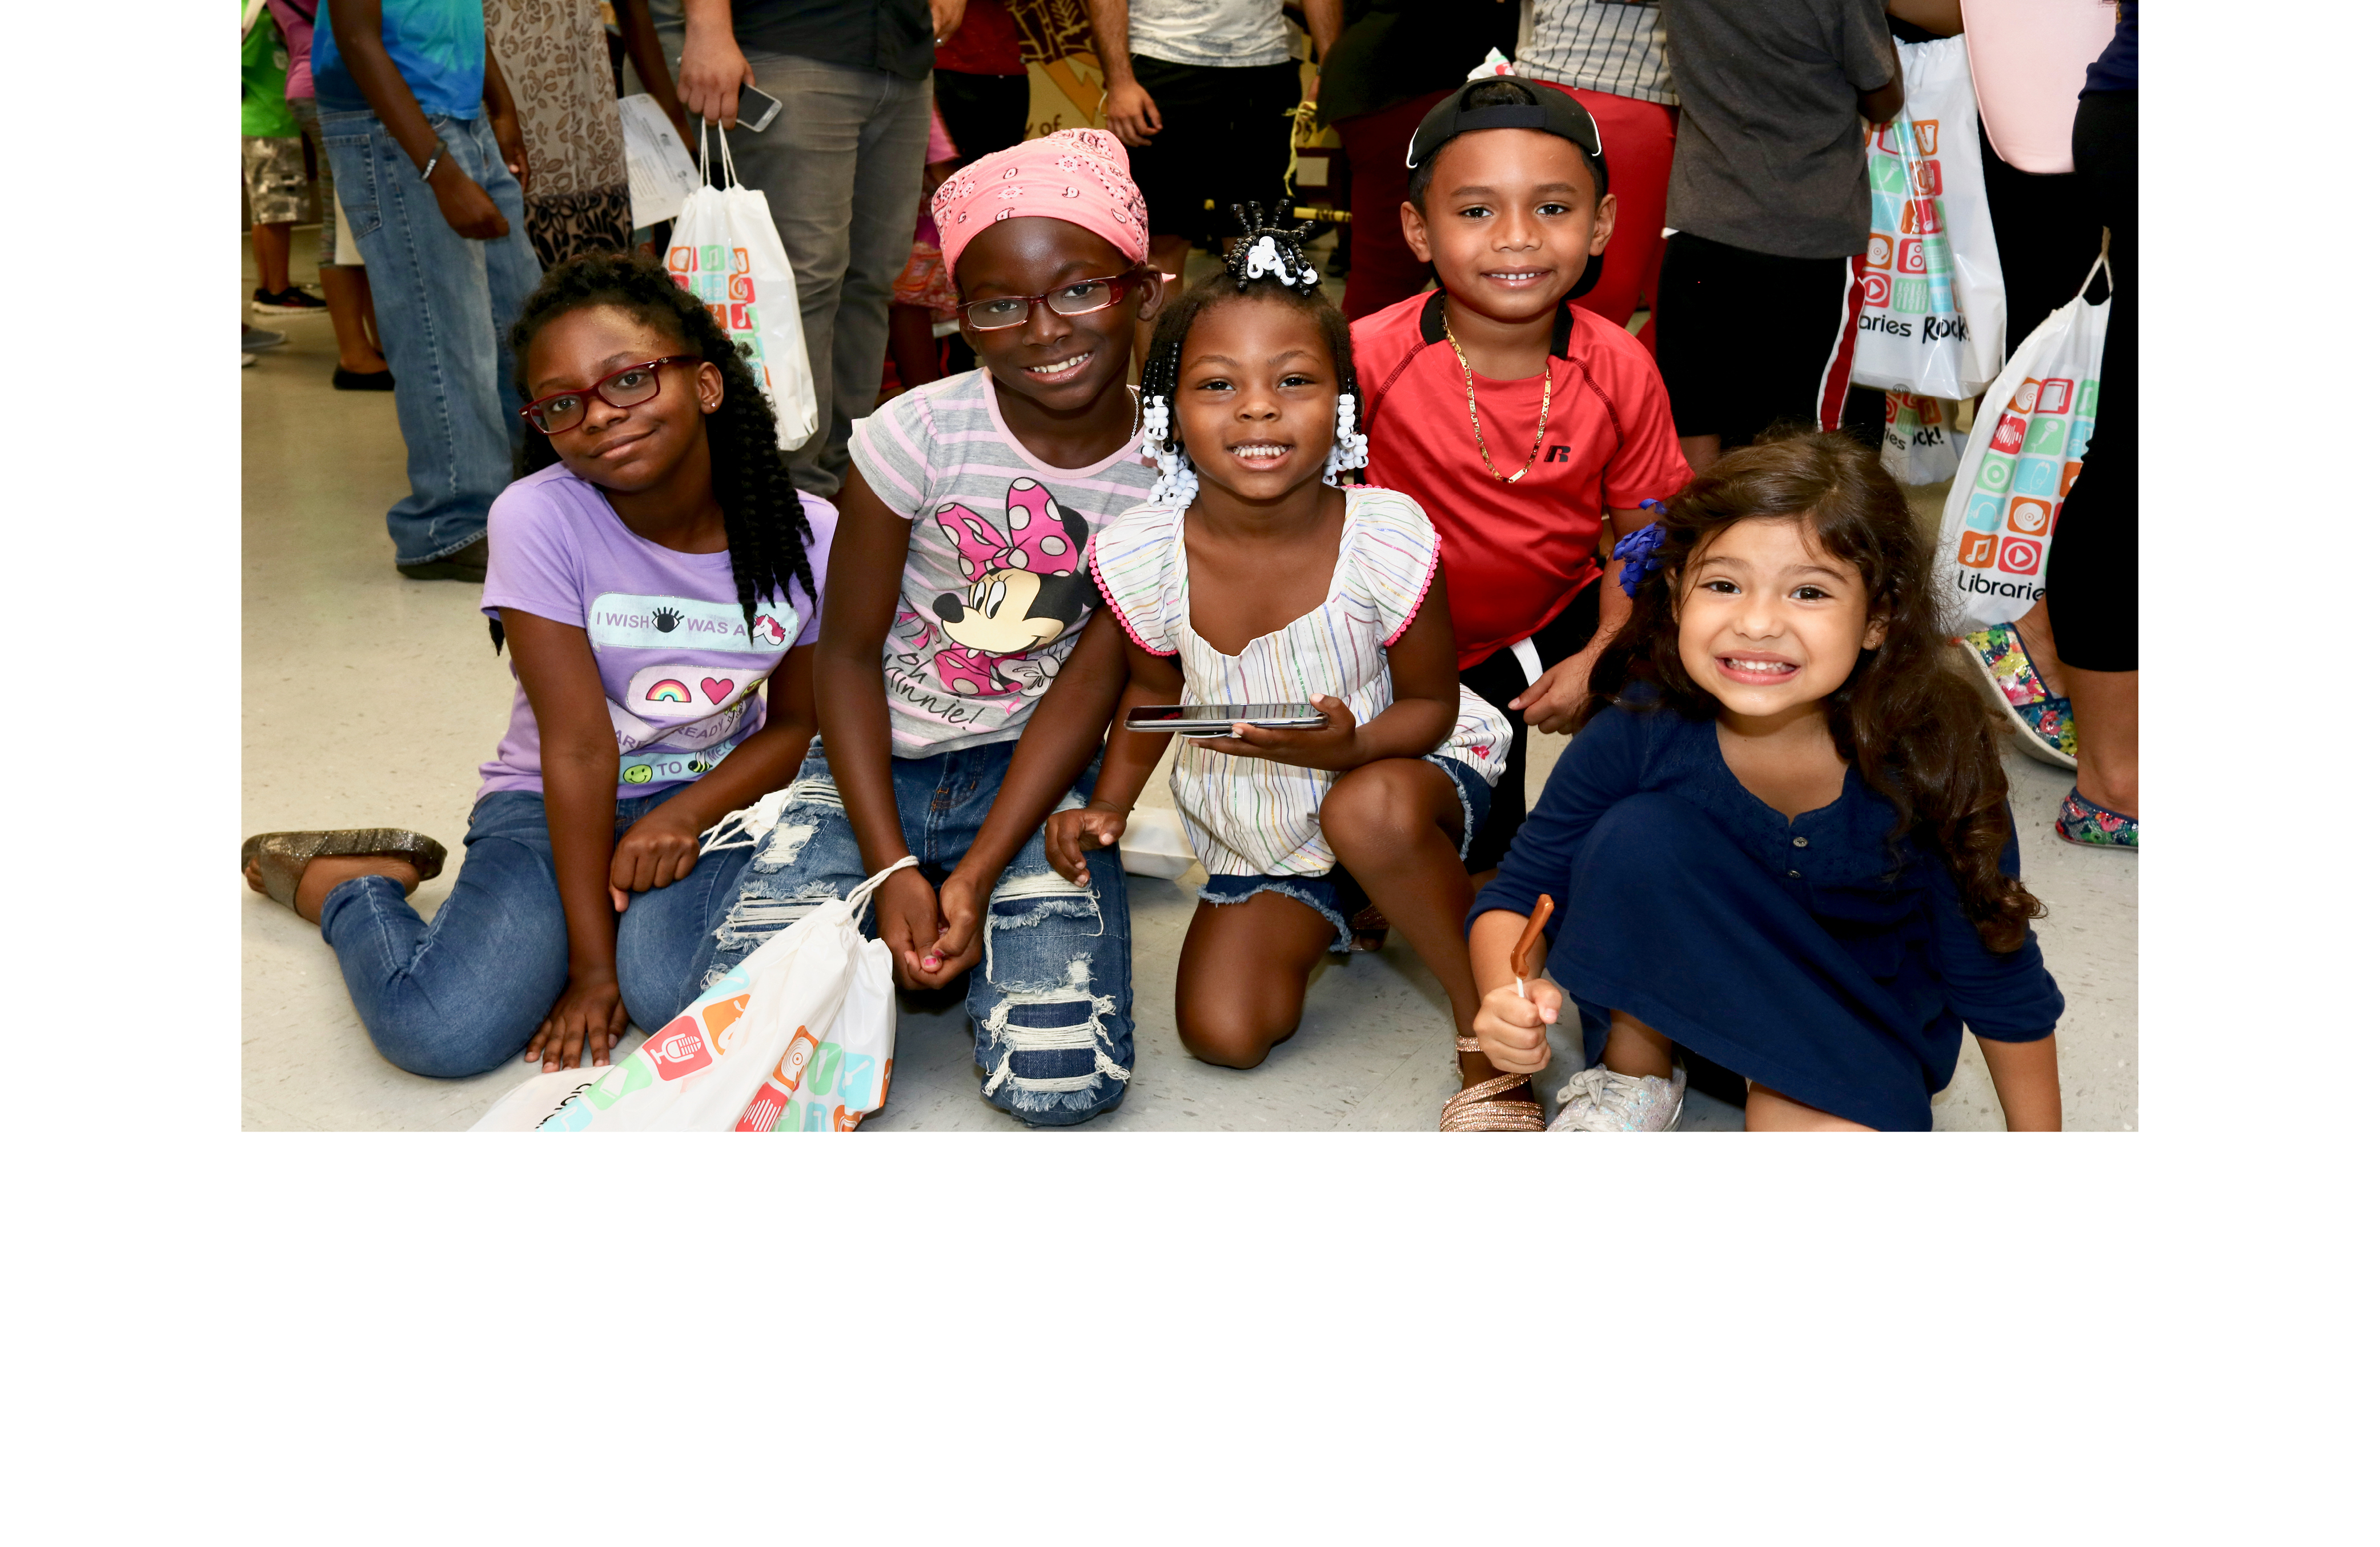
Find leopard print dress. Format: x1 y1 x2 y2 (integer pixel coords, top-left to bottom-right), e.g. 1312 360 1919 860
488 0 633 267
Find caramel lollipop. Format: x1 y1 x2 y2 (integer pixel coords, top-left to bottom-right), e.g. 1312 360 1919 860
1511 893 1555 1000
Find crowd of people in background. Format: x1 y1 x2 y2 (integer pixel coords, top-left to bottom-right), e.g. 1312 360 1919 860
243 1 2138 1133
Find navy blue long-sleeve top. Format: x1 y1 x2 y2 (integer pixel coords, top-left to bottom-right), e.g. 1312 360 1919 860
1471 705 2062 1116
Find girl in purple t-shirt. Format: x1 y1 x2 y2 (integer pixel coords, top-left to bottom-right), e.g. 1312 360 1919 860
240 254 832 1079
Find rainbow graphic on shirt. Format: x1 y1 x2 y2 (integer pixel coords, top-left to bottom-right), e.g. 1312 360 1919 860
644 679 693 704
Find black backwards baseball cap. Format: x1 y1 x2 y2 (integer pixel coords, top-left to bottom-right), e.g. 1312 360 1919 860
1406 77 1608 297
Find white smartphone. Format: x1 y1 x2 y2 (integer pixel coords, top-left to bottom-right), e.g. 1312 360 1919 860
1126 703 1329 736
736 83 783 134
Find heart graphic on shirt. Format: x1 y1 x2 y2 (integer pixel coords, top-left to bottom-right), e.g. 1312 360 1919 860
701 677 736 704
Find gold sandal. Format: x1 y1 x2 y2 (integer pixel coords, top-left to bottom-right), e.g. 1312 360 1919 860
1438 1035 1547 1131
241 828 447 912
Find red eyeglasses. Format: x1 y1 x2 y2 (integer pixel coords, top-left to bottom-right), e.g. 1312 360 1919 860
519 355 701 435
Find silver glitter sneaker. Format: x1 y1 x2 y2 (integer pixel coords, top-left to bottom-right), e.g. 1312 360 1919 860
1546 1063 1688 1132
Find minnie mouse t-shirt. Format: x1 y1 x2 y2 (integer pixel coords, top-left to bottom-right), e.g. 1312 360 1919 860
476 463 836 801
846 368 1157 754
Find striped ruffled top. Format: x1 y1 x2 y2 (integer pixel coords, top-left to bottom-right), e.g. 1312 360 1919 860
1090 487 1512 879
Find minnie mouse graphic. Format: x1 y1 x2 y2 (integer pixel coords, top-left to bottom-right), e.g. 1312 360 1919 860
925 478 1097 696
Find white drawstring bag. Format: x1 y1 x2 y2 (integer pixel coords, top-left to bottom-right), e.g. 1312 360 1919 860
665 125 817 449
1852 37 2005 400
1879 390 1966 486
471 856 913 1132
1934 251 2111 631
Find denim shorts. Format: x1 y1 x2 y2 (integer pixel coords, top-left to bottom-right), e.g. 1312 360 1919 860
1195 755 1492 953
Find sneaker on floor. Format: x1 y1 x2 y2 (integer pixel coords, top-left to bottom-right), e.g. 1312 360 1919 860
253 285 329 316
241 352 256 368
2056 787 2138 852
244 324 288 352
1546 1062 1687 1132
395 536 489 583
1959 623 2077 769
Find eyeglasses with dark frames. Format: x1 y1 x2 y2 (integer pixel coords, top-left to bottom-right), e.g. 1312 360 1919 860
959 272 1144 331
519 355 702 435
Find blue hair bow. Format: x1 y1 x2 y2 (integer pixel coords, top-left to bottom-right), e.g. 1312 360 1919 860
1615 500 1669 598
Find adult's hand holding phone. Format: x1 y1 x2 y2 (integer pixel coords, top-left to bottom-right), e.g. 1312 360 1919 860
677 5 754 126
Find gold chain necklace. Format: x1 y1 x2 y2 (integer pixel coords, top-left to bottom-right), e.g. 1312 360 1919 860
1444 325 1554 484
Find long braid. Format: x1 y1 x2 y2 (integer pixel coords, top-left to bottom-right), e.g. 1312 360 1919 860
497 251 816 650
1139 202 1366 491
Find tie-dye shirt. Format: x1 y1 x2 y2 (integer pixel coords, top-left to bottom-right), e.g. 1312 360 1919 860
313 0 486 119
845 369 1158 755
477 464 836 801
1089 487 1512 878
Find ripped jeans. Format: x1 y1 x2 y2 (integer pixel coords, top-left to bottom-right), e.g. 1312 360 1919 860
689 738 1134 1126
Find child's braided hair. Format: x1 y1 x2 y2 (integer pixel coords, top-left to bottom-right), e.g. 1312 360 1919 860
1138 202 1364 490
493 250 816 652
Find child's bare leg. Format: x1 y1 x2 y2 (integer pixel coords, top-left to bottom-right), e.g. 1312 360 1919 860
1175 893 1337 1069
1320 761 1511 1096
1604 1008 1675 1079
243 854 422 925
1745 1083 1874 1132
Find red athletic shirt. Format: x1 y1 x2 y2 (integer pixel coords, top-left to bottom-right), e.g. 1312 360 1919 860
1353 292 1692 670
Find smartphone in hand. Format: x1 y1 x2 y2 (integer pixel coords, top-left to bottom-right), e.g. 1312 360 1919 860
736 83 783 134
1126 703 1329 736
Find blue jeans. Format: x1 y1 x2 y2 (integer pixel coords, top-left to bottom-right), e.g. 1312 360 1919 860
689 740 1135 1125
316 109 543 565
318 789 744 1078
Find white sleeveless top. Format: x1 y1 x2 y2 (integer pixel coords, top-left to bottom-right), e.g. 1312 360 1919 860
1089 487 1512 879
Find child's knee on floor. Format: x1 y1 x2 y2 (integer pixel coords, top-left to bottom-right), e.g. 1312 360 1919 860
1177 996 1299 1069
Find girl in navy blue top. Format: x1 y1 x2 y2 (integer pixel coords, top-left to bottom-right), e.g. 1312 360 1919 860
1468 434 2064 1132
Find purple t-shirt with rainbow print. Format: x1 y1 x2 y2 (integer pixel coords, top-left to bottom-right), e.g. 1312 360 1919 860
477 463 835 802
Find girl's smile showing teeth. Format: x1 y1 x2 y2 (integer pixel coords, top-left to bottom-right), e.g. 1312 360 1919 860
1228 442 1292 466
1716 652 1800 684
1025 351 1094 376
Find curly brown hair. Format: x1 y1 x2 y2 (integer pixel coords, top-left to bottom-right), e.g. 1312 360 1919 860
1588 432 2046 952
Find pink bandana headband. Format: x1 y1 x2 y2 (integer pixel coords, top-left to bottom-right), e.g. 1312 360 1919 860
930 128 1151 277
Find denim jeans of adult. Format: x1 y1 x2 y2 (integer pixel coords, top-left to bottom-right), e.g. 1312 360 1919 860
731 53 929 498
316 788 746 1078
316 109 543 565
690 740 1135 1125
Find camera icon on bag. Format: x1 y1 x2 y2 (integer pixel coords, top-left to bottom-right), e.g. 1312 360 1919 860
1998 538 2043 575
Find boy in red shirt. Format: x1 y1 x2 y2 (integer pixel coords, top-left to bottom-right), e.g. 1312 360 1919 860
1354 77 1692 875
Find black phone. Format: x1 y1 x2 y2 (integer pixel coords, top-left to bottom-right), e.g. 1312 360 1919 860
736 83 783 134
1126 703 1330 736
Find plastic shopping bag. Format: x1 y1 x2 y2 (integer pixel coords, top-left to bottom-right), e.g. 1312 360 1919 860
1879 391 1966 486
1852 38 2005 400
470 857 914 1132
666 126 817 450
1934 253 2110 631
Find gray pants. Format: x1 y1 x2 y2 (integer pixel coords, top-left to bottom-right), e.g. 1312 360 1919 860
737 51 929 496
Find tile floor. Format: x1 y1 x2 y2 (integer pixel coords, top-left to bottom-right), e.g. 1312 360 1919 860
240 235 2137 1132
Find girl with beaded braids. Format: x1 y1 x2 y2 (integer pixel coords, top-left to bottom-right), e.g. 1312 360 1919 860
240 251 837 1081
978 206 1534 1129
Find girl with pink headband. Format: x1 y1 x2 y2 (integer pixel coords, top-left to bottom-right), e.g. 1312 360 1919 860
681 128 1166 1128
